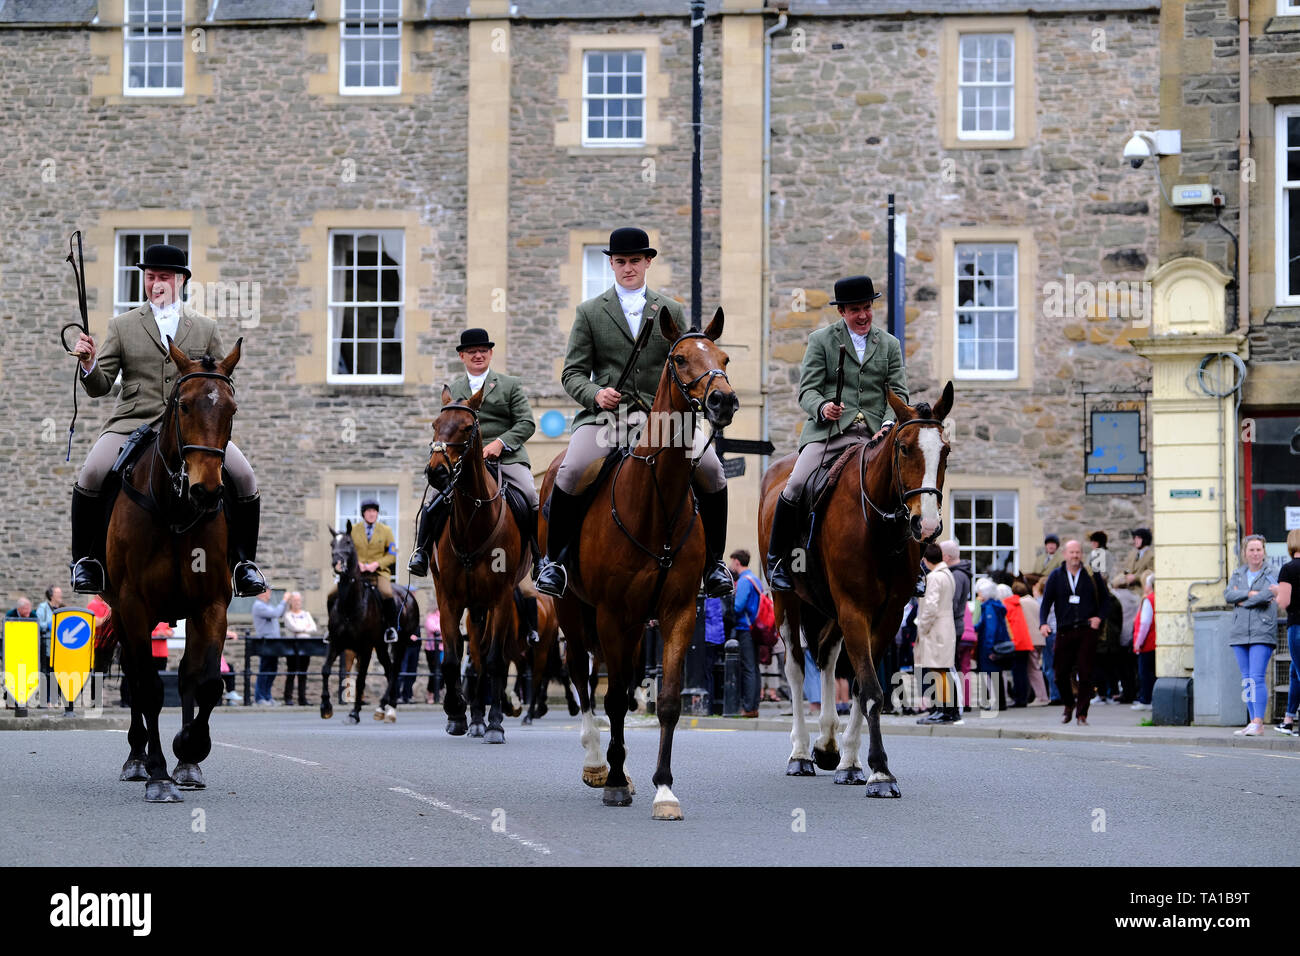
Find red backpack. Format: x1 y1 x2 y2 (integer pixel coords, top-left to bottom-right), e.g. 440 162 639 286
753 590 778 650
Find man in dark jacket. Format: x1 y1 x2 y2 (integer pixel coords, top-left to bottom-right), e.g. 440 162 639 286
1038 540 1112 726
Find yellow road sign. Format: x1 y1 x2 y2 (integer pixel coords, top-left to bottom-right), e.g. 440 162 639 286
51 608 95 707
3 618 41 708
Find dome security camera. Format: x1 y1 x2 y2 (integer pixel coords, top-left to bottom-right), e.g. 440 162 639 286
1124 132 1153 169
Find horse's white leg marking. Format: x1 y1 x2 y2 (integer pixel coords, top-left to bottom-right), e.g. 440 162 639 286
836 698 864 771
815 639 841 754
786 643 811 762
580 707 603 769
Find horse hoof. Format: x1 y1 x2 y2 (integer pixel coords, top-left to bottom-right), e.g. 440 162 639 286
346 712 360 725
468 721 486 738
582 765 609 788
373 707 385 721
833 767 867 786
602 786 633 807
865 778 901 799
567 701 580 716
537 702 549 718
446 718 467 736
320 704 333 719
521 714 533 726
652 797 683 821
484 727 505 744
120 759 149 782
144 779 183 803
384 705 397 723
625 776 635 796
812 747 840 771
172 762 206 789
785 758 816 777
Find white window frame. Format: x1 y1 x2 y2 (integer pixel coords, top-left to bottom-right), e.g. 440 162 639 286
953 242 1018 381
957 32 1014 141
949 490 1020 577
581 244 616 301
339 0 403 96
1276 105 1300 306
123 0 185 97
327 229 405 385
1279 1 1300 16
335 485 400 553
581 49 647 148
114 229 190 313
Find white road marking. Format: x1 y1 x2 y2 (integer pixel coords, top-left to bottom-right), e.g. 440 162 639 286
389 786 551 856
213 741 321 766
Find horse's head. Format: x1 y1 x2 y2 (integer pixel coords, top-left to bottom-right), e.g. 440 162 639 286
329 521 358 577
660 306 739 430
885 381 954 543
425 385 482 491
164 337 241 512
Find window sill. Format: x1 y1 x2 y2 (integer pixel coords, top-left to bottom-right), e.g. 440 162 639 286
567 145 657 158
1264 16 1300 33
1259 306 1300 325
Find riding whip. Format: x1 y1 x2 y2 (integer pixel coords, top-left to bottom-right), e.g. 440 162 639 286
834 343 847 407
61 230 90 462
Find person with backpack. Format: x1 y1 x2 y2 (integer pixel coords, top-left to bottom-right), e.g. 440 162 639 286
1038 539 1113 726
729 550 764 717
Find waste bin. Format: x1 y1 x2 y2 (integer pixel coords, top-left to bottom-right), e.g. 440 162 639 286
1192 609 1247 726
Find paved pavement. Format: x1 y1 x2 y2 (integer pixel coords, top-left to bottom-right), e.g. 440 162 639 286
1 708 1296 866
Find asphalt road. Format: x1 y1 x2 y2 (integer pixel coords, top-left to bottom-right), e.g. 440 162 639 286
2 711 1296 866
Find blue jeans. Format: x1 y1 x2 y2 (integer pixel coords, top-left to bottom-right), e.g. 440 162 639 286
1287 626 1300 720
1137 650 1156 704
1231 643 1274 722
803 648 820 703
1043 630 1059 701
399 643 421 700
254 655 279 702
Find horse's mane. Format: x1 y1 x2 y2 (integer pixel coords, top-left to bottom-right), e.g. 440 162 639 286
198 354 218 371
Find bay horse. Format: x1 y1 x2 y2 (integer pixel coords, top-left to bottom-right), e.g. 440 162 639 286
320 525 420 723
105 339 243 802
423 385 530 744
519 594 580 724
539 307 738 819
758 383 953 798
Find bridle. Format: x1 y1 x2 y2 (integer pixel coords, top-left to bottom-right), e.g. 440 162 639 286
159 370 235 504
858 416 946 545
665 331 731 418
425 402 506 569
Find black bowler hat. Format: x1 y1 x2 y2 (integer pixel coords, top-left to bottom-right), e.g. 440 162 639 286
360 499 380 513
136 243 191 280
829 275 882 306
603 227 657 258
456 328 495 351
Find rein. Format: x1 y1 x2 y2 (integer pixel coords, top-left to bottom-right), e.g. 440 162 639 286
857 417 945 547
426 402 507 571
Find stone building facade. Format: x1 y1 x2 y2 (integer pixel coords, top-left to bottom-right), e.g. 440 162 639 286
0 0 1163 618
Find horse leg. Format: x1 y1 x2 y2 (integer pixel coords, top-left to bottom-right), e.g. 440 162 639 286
172 608 224 789
783 639 815 776
483 605 508 744
120 601 181 803
374 642 398 723
565 605 607 788
598 609 633 807
440 601 468 736
811 634 843 771
120 653 149 781
844 611 899 798
649 601 694 821
320 644 339 719
350 645 373 724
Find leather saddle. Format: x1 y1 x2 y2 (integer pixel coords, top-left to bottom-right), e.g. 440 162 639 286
787 440 873 617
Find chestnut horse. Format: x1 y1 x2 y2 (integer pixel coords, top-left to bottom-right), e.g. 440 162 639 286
758 383 953 798
423 385 530 743
105 339 244 802
540 308 738 819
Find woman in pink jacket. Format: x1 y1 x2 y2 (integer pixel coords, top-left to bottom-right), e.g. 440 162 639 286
1131 573 1156 711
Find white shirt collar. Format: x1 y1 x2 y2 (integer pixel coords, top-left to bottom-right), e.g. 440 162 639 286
616 283 647 303
467 369 490 393
150 300 181 342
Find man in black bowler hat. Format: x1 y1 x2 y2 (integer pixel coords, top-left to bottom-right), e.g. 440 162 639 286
765 274 910 592
68 243 267 597
537 226 733 600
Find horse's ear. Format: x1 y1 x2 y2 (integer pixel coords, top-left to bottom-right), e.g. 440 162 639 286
933 380 955 422
467 385 485 410
345 519 353 535
166 337 192 371
885 387 912 423
441 385 453 407
328 525 336 538
704 307 724 342
218 337 243 375
659 307 678 343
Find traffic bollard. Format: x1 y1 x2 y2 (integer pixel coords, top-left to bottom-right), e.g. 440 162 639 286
723 638 741 717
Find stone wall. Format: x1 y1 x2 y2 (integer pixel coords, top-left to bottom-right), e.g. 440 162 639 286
766 12 1161 551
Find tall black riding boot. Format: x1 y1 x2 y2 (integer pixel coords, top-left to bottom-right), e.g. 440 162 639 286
408 495 450 577
697 487 734 598
228 493 269 597
69 485 107 595
536 488 579 598
765 494 800 593
527 505 543 580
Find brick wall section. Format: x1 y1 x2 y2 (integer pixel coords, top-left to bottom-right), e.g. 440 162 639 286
0 22 469 611
766 13 1161 534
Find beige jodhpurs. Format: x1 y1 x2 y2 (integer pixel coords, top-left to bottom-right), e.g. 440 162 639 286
781 423 871 503
496 460 539 509
554 423 725 495
76 430 256 497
